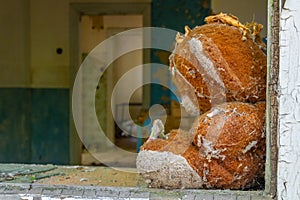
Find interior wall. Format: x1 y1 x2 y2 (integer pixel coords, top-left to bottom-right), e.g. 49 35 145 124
80 15 143 53
0 0 31 163
0 0 30 87
30 0 70 88
211 0 267 38
30 0 148 88
0 0 70 164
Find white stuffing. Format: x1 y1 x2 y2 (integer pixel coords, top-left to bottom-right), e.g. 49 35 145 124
181 95 200 116
242 141 258 154
136 150 203 188
188 38 224 88
206 107 223 118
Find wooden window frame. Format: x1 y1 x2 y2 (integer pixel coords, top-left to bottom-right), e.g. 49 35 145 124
265 0 279 198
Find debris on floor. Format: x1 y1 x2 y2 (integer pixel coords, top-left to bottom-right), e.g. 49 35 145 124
0 164 145 187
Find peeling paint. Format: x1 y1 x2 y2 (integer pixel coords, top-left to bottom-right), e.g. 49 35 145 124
278 0 300 199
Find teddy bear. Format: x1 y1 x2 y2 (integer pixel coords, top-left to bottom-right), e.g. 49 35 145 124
136 13 267 190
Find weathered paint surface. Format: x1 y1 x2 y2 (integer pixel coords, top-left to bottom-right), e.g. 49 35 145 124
278 0 300 199
150 0 211 105
0 88 69 164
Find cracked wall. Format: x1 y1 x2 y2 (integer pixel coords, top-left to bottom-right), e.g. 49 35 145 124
278 0 300 199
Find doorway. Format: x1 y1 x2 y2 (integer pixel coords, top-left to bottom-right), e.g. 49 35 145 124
79 15 143 166
69 3 151 165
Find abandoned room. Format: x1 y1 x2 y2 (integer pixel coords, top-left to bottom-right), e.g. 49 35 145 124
0 0 299 199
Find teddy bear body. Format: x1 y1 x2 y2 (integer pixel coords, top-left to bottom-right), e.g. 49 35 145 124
136 13 266 190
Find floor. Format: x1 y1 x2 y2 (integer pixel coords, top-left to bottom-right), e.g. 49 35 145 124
81 136 138 168
0 163 143 187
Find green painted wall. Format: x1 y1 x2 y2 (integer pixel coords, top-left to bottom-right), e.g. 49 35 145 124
0 89 69 164
150 0 211 106
0 89 31 163
30 89 69 164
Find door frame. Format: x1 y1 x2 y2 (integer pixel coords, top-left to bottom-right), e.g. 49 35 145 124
69 1 151 164
265 0 279 197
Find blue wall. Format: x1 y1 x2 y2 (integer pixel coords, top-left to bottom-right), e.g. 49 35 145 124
30 89 69 164
0 89 31 163
0 88 69 164
150 0 211 106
